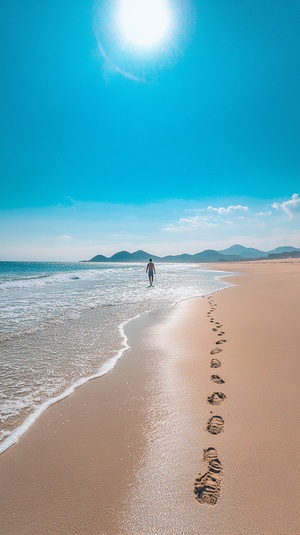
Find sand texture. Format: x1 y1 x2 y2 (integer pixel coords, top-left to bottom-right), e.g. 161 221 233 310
0 260 299 534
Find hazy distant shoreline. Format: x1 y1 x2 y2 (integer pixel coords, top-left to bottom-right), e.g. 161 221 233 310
87 244 300 263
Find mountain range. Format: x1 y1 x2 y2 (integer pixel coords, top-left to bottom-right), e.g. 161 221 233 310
87 244 300 263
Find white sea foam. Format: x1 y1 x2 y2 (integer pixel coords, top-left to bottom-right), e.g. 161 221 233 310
0 268 107 290
0 315 137 454
0 262 233 454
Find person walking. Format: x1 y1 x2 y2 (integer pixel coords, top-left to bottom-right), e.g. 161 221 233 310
146 258 156 286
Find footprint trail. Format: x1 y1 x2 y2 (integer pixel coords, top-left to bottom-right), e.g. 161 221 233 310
194 295 228 505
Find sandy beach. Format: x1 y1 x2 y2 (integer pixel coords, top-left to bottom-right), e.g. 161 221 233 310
1 259 299 535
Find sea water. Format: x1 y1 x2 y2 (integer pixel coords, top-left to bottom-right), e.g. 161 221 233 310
0 261 232 453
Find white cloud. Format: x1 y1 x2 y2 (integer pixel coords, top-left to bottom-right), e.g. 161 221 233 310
271 193 300 219
179 216 201 226
207 204 249 214
163 215 218 232
162 224 192 233
256 210 272 216
178 216 218 228
1 197 299 261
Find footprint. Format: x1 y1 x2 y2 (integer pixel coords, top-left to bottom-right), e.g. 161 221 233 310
211 375 225 384
218 331 225 336
212 327 218 332
194 448 223 505
210 358 221 368
216 339 226 345
210 348 222 355
207 392 227 405
207 415 224 435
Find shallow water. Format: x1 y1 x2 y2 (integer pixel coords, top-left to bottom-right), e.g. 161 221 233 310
0 261 232 453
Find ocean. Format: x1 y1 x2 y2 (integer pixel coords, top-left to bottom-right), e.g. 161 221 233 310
0 261 232 454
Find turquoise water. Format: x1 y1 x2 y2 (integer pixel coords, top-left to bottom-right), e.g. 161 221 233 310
0 261 232 453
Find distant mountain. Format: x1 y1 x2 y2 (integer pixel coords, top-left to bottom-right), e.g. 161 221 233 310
88 244 300 263
89 249 241 263
158 250 240 263
109 250 154 262
193 249 241 262
88 254 109 262
268 246 299 255
159 253 195 263
218 244 300 259
90 250 159 263
218 244 267 258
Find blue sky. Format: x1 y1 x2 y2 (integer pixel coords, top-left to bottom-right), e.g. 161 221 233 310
1 0 299 260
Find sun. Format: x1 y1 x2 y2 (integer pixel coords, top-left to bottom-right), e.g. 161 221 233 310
118 0 172 48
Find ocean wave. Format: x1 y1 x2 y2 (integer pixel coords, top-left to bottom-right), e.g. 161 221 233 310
0 264 145 290
0 270 104 290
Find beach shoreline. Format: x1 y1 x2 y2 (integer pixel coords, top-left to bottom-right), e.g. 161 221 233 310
0 259 299 534
0 261 229 455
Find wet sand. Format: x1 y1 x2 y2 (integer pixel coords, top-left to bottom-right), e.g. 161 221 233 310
0 260 299 534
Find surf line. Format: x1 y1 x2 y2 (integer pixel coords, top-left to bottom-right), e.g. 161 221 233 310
0 314 142 456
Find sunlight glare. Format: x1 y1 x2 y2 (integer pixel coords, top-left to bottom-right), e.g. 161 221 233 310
118 0 172 48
